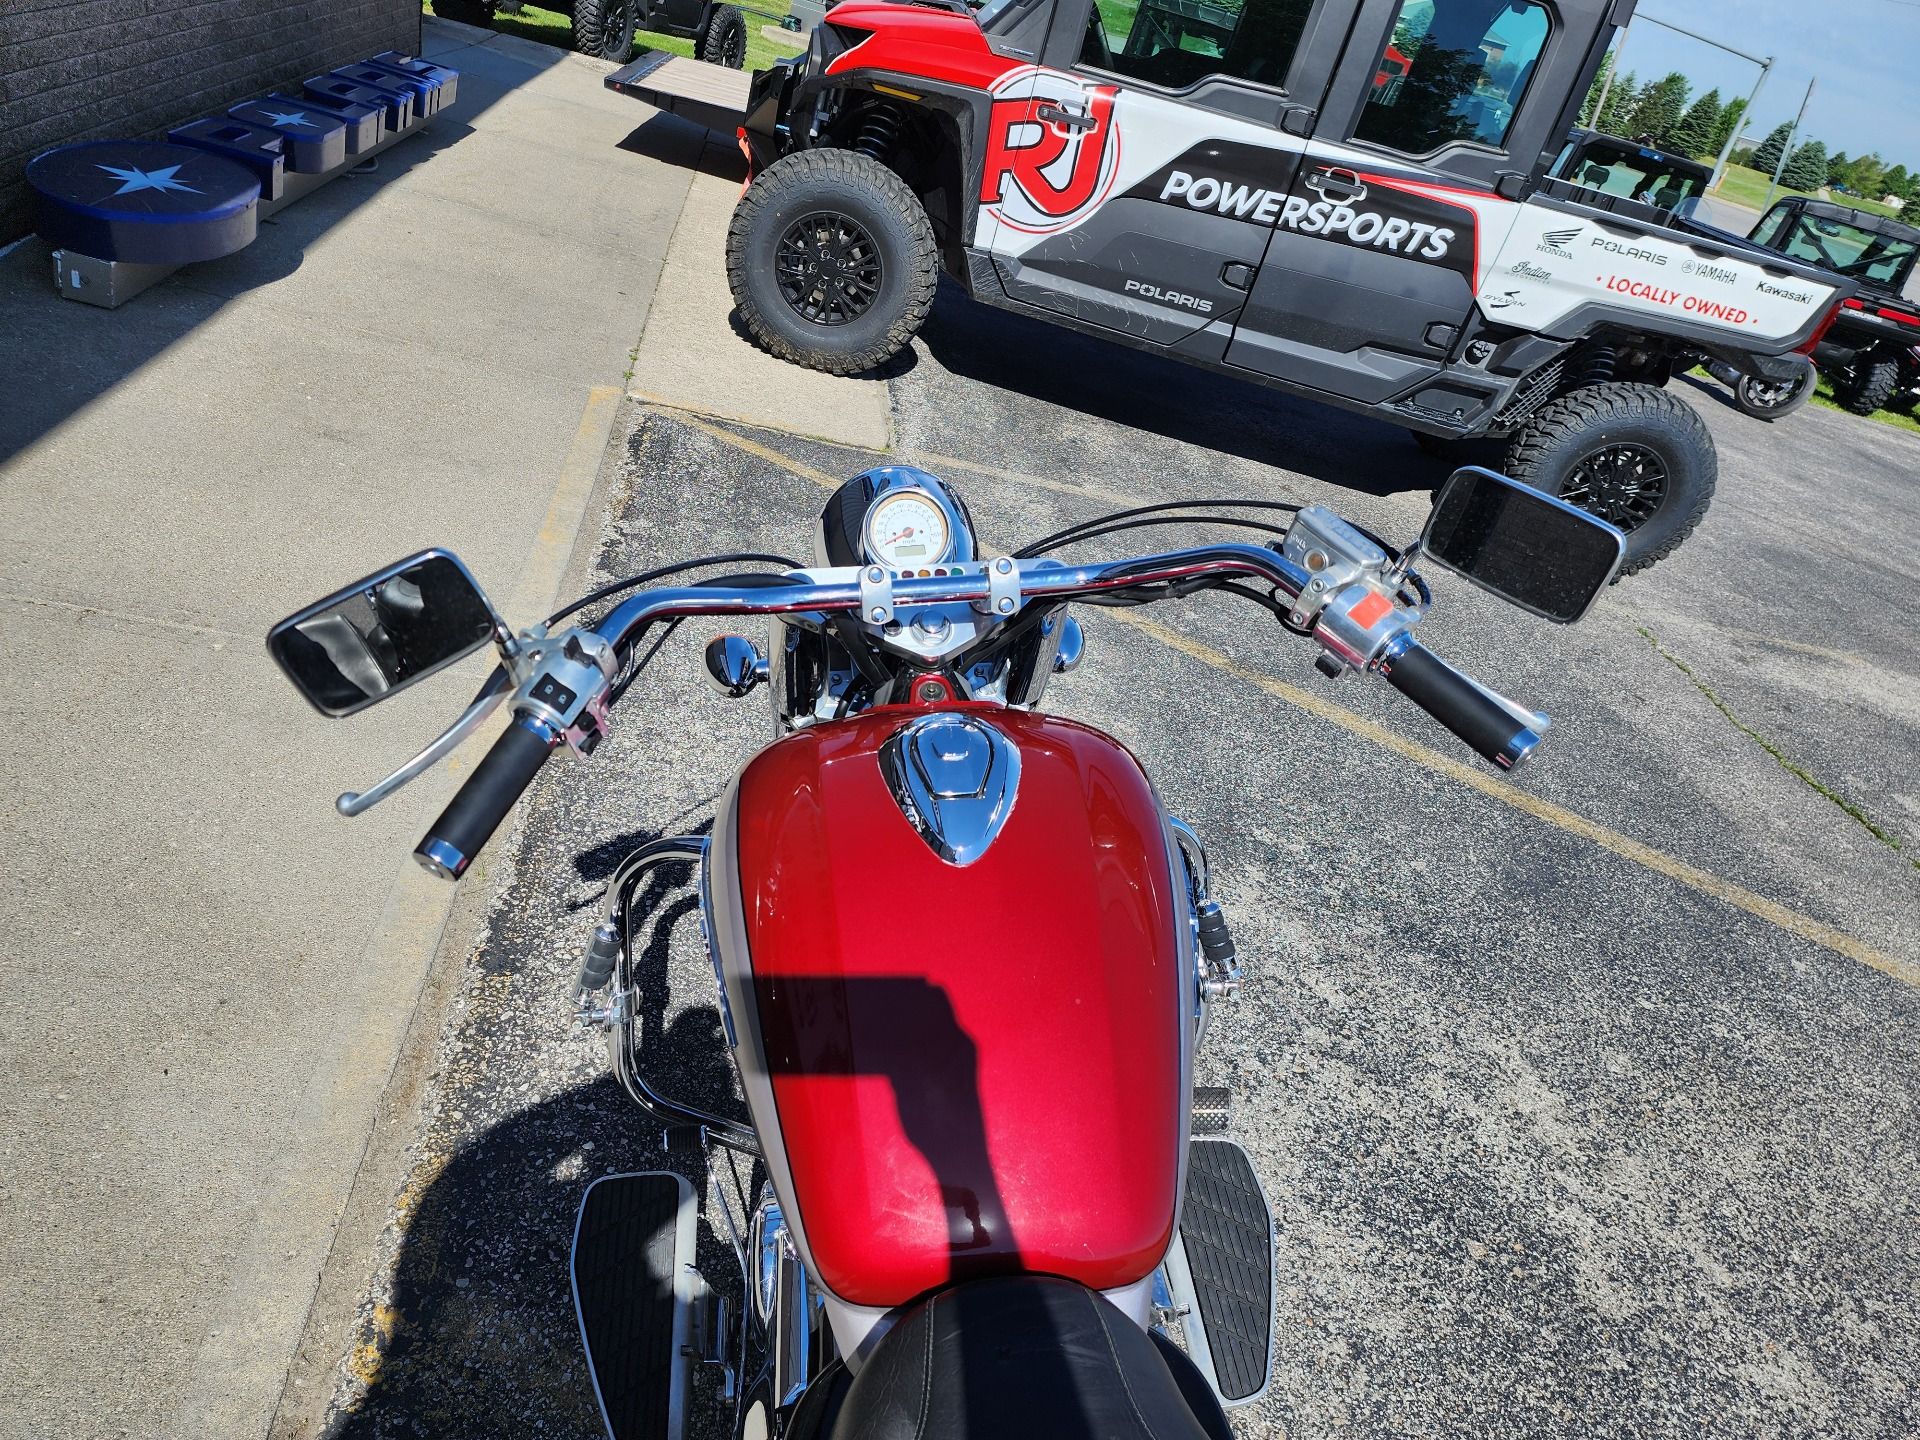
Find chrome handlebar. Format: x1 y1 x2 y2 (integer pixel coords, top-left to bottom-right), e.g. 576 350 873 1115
582 542 1317 652
343 528 1549 879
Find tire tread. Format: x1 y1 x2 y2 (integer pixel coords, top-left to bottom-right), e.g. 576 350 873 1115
1841 358 1899 416
1506 382 1716 577
698 3 746 65
726 148 938 376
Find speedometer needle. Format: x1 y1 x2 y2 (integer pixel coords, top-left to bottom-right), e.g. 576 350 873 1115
883 527 915 545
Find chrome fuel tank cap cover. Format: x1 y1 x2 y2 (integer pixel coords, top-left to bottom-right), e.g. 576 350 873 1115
879 714 1021 865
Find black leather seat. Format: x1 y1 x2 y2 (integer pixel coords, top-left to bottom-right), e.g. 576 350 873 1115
829 1275 1233 1440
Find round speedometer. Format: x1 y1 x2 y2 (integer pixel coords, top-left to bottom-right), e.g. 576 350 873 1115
864 490 952 569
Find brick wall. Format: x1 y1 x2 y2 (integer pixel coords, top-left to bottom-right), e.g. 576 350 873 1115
0 0 421 242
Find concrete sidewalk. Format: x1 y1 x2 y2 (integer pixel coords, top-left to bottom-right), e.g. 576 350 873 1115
0 20 706 1437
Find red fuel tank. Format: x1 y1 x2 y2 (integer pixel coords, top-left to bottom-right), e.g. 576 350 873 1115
711 703 1189 1308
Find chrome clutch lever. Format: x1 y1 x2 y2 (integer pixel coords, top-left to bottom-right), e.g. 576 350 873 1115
336 665 514 817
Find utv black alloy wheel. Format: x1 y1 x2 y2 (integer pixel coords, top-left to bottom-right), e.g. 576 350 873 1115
571 0 636 59
1734 369 1812 420
1504 381 1717 577
699 3 748 66
1556 442 1668 530
727 149 938 376
776 213 883 325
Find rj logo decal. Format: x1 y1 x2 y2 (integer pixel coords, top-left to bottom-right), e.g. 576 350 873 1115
980 71 1120 234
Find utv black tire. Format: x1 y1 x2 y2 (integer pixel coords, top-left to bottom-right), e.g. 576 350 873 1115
1838 357 1900 416
1733 354 1817 421
698 4 747 66
1504 383 1717 578
431 0 496 24
571 0 636 59
727 149 938 376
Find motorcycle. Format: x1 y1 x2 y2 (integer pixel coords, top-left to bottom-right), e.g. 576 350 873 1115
269 464 1624 1440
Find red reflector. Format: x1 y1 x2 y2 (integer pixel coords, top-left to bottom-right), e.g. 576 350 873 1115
1878 306 1920 327
1348 591 1394 630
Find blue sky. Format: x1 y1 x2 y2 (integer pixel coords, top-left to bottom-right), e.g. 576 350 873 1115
1606 0 1920 171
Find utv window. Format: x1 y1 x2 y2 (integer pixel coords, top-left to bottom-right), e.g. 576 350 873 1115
1759 210 1920 289
1354 0 1551 155
1080 0 1314 92
1565 143 1707 210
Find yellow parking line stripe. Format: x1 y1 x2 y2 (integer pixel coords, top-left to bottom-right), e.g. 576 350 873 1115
664 406 1917 988
1118 610 1916 987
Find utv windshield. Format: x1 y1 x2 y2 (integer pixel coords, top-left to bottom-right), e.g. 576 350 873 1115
1758 209 1920 289
1557 140 1707 212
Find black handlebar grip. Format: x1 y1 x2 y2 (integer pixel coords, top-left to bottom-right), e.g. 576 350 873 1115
414 717 556 879
1379 640 1541 771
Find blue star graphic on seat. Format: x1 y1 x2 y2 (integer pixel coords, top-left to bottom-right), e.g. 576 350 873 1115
259 109 319 127
96 163 202 197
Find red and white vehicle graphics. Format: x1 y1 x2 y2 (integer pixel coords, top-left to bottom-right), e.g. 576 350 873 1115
821 2 1836 344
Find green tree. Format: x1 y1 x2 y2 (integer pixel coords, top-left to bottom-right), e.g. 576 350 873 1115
1597 70 1641 134
1751 121 1795 176
1782 139 1829 192
1844 153 1887 197
1625 71 1691 145
1883 164 1911 200
1710 97 1748 155
1668 88 1723 157
1826 150 1851 185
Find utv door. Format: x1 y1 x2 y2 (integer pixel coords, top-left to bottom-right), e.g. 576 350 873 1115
1222 0 1605 409
976 0 1326 348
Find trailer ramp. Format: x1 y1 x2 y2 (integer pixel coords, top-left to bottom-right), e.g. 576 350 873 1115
606 51 751 135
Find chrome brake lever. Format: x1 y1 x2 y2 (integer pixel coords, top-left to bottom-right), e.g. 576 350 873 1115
335 666 514 817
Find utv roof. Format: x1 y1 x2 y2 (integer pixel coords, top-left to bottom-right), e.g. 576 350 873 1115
1771 196 1920 246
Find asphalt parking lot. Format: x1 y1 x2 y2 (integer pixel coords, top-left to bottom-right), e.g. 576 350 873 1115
306 280 1919 1440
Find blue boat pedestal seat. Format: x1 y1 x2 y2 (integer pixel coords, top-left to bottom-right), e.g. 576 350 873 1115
303 75 411 136
272 91 383 155
28 53 456 309
227 100 350 174
167 117 287 202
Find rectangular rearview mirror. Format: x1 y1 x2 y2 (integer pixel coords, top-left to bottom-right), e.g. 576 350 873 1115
1420 468 1625 624
268 550 499 717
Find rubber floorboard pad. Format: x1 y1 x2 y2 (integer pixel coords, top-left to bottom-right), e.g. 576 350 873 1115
573 1174 685 1440
1181 1138 1272 1402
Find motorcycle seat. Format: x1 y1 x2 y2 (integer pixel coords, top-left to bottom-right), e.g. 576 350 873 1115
831 1274 1232 1440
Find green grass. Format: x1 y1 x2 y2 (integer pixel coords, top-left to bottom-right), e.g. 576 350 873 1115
1690 364 1920 433
1711 163 1902 221
1809 373 1920 434
426 0 798 75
